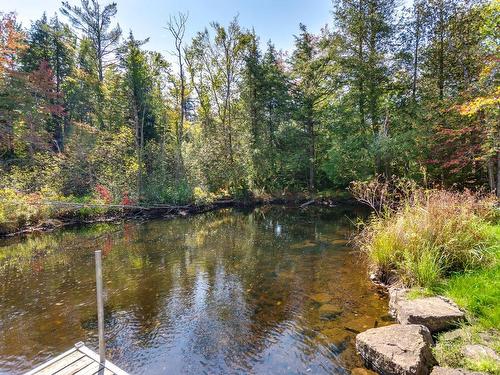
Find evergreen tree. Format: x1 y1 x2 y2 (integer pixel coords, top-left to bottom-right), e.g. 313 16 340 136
61 0 121 82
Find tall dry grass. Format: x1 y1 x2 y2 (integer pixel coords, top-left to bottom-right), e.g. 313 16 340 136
355 187 498 288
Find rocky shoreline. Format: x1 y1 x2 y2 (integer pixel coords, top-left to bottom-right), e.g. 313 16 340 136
354 287 498 375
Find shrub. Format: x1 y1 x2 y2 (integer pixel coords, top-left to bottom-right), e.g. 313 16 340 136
0 188 37 234
356 186 498 288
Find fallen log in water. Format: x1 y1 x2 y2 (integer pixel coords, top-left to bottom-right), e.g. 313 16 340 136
1 196 360 237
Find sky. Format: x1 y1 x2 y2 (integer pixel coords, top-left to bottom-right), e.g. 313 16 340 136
6 0 336 56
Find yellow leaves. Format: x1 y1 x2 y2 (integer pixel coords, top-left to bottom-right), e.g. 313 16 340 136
192 186 215 204
458 86 500 116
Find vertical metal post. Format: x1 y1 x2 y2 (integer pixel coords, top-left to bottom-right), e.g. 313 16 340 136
95 250 106 363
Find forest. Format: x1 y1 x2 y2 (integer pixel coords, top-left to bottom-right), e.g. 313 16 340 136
0 0 498 228
0 1 499 373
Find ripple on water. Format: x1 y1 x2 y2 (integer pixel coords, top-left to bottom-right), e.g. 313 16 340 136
0 206 390 375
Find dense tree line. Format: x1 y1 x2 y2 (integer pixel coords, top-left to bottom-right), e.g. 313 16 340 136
0 0 498 205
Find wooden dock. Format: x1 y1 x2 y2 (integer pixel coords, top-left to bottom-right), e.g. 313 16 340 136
25 252 129 375
25 342 129 375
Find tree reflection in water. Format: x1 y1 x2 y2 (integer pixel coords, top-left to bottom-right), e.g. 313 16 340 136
0 206 391 375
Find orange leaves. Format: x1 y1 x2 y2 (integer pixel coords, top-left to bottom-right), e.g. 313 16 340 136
95 184 113 204
0 13 26 74
27 60 65 116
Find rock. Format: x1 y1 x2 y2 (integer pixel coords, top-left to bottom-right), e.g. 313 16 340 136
462 344 500 363
356 324 436 375
430 367 484 375
319 304 342 320
477 331 499 347
321 327 350 346
351 367 379 375
389 288 465 333
345 317 378 333
310 292 333 304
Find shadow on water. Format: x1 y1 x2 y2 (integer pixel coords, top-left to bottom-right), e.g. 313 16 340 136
0 205 391 375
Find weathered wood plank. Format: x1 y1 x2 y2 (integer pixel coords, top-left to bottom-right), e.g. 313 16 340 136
29 351 86 375
25 348 78 375
72 362 115 375
77 345 126 375
25 343 127 375
71 362 101 375
55 355 94 375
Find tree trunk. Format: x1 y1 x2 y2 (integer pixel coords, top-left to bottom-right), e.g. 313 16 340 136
307 116 315 191
357 0 366 129
412 2 421 101
497 150 500 197
438 1 445 100
487 157 495 193
176 51 186 181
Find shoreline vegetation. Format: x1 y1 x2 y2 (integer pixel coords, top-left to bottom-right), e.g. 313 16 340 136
0 0 498 236
351 177 500 374
0 190 351 237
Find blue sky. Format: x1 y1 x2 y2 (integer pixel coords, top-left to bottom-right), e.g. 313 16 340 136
8 0 337 55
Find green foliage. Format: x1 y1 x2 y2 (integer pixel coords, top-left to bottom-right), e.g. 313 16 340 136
143 180 193 205
0 188 37 234
1 0 498 235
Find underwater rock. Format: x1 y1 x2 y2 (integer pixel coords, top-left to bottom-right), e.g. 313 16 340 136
319 304 342 320
351 367 379 375
310 292 333 304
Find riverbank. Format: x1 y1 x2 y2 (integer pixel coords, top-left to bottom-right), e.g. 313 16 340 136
0 189 355 237
352 184 500 374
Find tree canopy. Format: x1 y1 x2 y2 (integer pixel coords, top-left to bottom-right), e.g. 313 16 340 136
0 0 498 206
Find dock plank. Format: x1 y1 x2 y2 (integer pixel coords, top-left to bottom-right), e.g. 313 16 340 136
25 343 127 375
55 355 94 375
72 363 101 375
30 351 86 375
73 362 115 375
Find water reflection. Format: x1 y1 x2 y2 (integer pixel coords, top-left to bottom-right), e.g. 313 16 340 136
0 206 390 374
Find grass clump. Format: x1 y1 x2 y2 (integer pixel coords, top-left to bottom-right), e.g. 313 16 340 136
442 261 500 329
433 326 500 374
355 188 498 289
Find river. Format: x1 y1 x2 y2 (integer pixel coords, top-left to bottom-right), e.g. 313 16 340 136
0 205 391 374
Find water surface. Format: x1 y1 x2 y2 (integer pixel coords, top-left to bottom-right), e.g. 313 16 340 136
0 206 390 374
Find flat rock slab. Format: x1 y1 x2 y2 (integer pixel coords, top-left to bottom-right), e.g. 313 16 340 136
462 344 500 363
389 288 465 333
430 367 484 375
356 324 436 375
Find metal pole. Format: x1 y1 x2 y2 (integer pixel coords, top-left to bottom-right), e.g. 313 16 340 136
95 250 106 363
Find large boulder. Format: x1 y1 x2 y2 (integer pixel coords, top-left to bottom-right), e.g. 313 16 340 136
356 324 436 375
430 367 484 375
389 288 465 333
